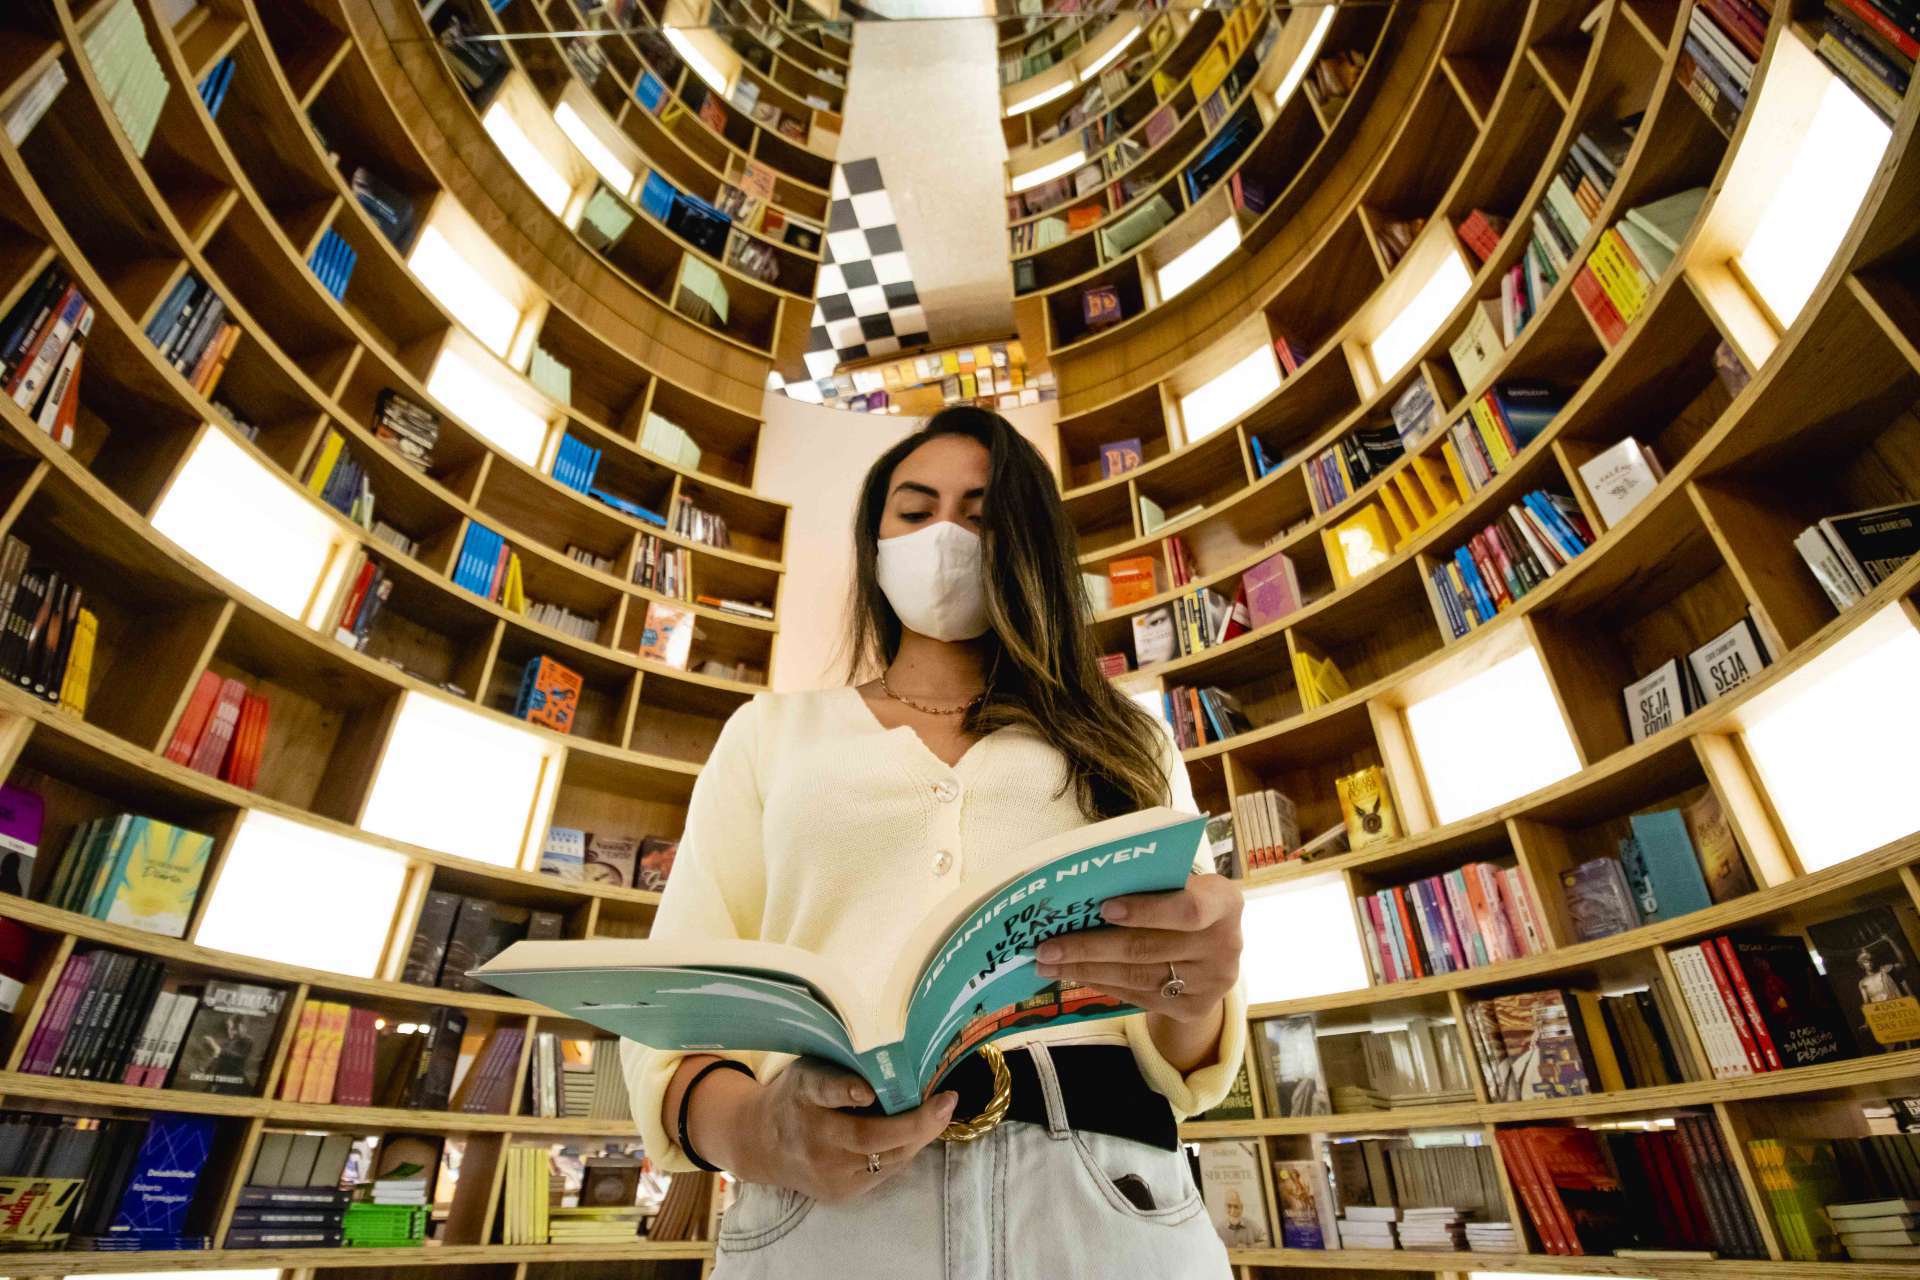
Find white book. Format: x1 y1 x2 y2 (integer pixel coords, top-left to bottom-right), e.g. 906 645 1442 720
1506 502 1562 575
1199 1140 1273 1248
4 61 67 145
1625 188 1708 257
1668 944 1754 1078
153 992 200 1081
1794 524 1866 608
127 989 178 1082
1139 493 1167 534
1623 657 1687 743
1831 1199 1920 1219
1688 616 1766 704
1447 298 1505 389
34 314 88 431
1687 8 1754 88
1577 436 1661 530
1616 217 1675 280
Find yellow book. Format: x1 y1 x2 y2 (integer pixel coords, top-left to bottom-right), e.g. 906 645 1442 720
1441 438 1473 498
1393 468 1436 528
278 1002 323 1101
1191 44 1229 99
973 344 992 368
941 351 960 373
1377 479 1415 542
1573 991 1629 1093
0 1177 85 1243
301 1001 350 1103
1335 765 1400 849
1411 454 1461 515
305 430 344 496
1291 652 1319 710
961 371 977 399
1305 651 1350 705
58 607 96 714
1468 398 1514 470
1594 230 1648 318
1330 503 1396 582
96 818 214 938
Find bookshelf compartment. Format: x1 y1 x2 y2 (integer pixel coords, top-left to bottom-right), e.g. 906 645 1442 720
200 30 341 231
484 638 632 750
644 380 761 489
1057 384 1171 492
676 479 784 567
627 675 742 765
1289 558 1446 694
198 206 366 393
1228 700 1384 876
1529 495 1763 764
196 607 404 820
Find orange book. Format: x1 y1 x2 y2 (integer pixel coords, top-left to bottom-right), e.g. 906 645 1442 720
1107 556 1158 606
164 670 223 765
277 1002 323 1101
300 1002 351 1104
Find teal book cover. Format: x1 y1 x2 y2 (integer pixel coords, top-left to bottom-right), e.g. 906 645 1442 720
475 807 1208 1112
1625 809 1712 922
98 819 214 938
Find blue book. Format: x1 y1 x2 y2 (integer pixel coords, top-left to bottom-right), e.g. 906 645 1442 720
312 235 337 295
145 277 196 345
1625 810 1713 922
639 172 675 221
108 1114 216 1237
1454 547 1495 623
636 72 666 112
335 239 357 299
213 59 237 116
1493 381 1565 446
1522 491 1584 559
1250 434 1275 477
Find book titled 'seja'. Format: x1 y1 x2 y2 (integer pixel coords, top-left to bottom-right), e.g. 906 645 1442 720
476 808 1207 1113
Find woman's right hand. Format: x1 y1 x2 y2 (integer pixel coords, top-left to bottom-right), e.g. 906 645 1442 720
690 1057 958 1203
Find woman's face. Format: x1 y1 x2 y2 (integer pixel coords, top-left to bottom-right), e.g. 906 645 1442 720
877 434 989 540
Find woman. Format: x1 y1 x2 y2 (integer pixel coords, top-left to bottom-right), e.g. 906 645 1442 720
623 407 1248 1276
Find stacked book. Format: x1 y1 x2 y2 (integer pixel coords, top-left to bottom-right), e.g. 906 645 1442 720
1359 860 1549 983
553 433 603 495
1338 1205 1399 1249
1317 1017 1476 1112
1457 207 1508 264
45 815 215 938
1832 1198 1920 1261
307 227 357 302
165 670 271 789
1430 489 1593 639
1820 0 1914 121
226 1131 355 1248
1572 188 1706 345
341 1165 429 1247
144 273 241 397
374 388 440 472
0 536 97 711
673 496 730 547
303 428 375 526
2 262 91 447
640 411 703 470
1398 1206 1469 1251
83 0 171 156
1679 0 1766 133
1794 498 1920 609
454 521 528 611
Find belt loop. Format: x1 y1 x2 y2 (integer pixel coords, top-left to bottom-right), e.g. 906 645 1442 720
1024 1043 1071 1139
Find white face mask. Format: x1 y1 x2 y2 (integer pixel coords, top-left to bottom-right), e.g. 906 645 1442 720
875 521 990 642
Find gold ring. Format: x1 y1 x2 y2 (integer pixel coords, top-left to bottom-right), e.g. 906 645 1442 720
939 1043 1010 1144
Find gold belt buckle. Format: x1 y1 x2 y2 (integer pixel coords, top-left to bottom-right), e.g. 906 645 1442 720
939 1042 1010 1143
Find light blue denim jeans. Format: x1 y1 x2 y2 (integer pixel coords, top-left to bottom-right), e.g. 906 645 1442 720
713 1043 1232 1278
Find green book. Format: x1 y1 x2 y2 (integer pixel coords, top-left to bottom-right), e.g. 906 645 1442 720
477 807 1208 1114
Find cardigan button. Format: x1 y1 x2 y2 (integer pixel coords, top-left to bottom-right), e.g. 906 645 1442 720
932 848 954 875
932 780 960 803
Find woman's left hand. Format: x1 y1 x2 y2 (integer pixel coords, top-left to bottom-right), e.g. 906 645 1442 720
1032 873 1243 1022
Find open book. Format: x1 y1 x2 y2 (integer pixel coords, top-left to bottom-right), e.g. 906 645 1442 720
475 807 1207 1113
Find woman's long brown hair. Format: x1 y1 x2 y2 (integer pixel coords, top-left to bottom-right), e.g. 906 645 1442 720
843 406 1171 819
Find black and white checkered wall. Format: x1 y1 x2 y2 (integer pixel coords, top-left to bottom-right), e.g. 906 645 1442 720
799 156 931 386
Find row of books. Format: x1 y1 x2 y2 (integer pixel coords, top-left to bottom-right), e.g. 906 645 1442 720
0 1110 217 1250
539 825 677 891
44 813 214 940
513 654 582 734
528 598 603 642
521 1030 622 1121
1293 646 1349 712
435 13 508 104
1463 983 1697 1103
1233 787 1298 871
1498 1115 1764 1257
165 670 272 790
352 165 420 253
713 159 779 235
1758 1131 1920 1260
1332 1144 1507 1251
1161 682 1250 749
373 387 440 473
0 537 96 712
403 888 564 992
1819 0 1914 122
1303 48 1367 114
528 345 571 405
672 495 730 548
552 433 604 495
1429 489 1593 638
280 1000 461 1110
1794 497 1920 610
1623 611 1771 743
145 272 241 398
1129 584 1235 666
26 949 277 1093
1361 858 1551 984
1571 193 1703 346
1680 0 1766 133
323 547 396 652
4 261 96 450
85 0 170 157
1305 422 1404 511
1246 1013 1472 1122
454 521 527 610
303 428 376 527
307 227 357 303
1668 928 1861 1078
1439 382 1565 498
698 593 773 620
633 532 691 599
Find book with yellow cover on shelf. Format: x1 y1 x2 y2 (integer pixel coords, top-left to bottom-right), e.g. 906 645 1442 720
1336 765 1400 850
1327 502 1396 586
1377 479 1416 542
304 430 344 496
1411 453 1462 516
1393 468 1437 527
1291 649 1350 711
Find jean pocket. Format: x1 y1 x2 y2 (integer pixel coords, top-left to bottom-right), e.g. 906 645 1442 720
1068 1129 1204 1225
717 1179 815 1253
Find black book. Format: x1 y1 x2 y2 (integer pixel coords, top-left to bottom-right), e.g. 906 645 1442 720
0 265 66 376
172 980 285 1094
1808 904 1920 1053
71 1117 147 1235
40 580 80 702
1826 499 1920 587
21 572 60 694
409 1006 469 1110
93 955 164 1082
52 949 119 1077
236 1185 354 1208
441 895 496 992
224 1226 344 1247
404 889 462 985
1727 934 1857 1067
1 568 46 684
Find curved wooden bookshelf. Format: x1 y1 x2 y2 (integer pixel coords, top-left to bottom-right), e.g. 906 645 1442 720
1037 0 1920 1272
0 0 813 1265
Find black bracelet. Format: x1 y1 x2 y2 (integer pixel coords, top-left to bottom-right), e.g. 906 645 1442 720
678 1058 755 1173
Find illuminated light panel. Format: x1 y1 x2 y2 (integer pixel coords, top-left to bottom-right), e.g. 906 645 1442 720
409 224 525 357
1178 343 1280 442
152 428 344 621
362 691 560 869
666 27 731 96
554 100 636 197
1739 602 1920 872
426 346 552 466
1157 216 1242 301
1368 246 1472 381
1005 78 1077 117
1009 148 1086 194
1272 3 1338 107
1404 645 1582 824
1736 74 1890 328
1079 22 1142 82
1241 873 1368 1003
482 101 574 215
195 813 409 977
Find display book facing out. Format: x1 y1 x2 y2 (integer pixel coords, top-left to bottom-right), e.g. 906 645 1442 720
476 808 1207 1112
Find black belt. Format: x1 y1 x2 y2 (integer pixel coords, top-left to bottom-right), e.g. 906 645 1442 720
934 1044 1179 1151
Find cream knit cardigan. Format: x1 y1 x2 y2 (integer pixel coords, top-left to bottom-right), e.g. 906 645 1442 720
622 686 1249 1171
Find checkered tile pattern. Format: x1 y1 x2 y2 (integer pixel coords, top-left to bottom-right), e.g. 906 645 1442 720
800 157 932 384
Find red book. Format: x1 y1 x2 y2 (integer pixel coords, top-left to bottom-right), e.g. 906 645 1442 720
6 284 80 403
1392 887 1425 977
164 670 223 764
1703 0 1767 57
1364 896 1397 981
1837 0 1918 59
334 559 375 635
1495 1129 1573 1254
1698 936 1768 1072
1570 265 1627 345
186 677 247 776
1714 935 1784 1070
486 542 510 601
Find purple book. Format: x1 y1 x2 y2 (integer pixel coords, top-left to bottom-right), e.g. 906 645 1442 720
1242 550 1302 630
23 952 90 1074
0 784 43 898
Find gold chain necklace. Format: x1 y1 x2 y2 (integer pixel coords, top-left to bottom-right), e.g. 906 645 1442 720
880 670 983 716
